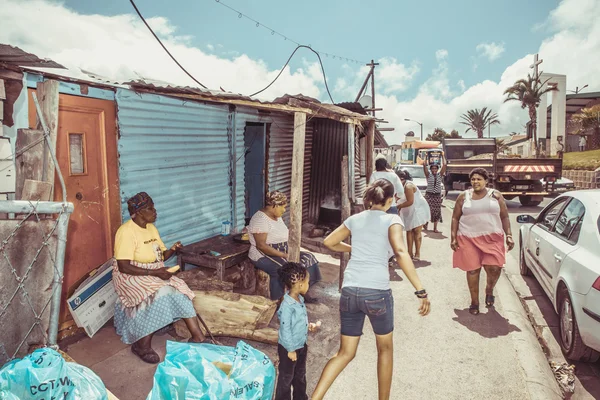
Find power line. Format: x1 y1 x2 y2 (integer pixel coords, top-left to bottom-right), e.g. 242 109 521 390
251 45 335 103
128 0 208 89
213 0 367 65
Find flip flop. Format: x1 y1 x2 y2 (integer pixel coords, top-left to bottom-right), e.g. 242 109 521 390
131 344 160 364
469 304 480 315
485 295 495 308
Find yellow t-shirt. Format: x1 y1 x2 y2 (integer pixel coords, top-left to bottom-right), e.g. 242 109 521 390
114 220 167 263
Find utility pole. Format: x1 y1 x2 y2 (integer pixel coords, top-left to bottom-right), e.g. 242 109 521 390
355 60 380 117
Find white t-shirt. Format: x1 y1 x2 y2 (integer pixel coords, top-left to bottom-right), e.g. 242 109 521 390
342 210 404 290
248 211 289 261
369 170 405 199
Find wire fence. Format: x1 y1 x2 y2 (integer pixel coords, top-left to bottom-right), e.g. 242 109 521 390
0 201 72 366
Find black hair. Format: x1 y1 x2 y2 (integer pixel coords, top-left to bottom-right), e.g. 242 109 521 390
277 262 307 289
469 167 489 181
363 179 394 209
375 158 387 172
397 169 413 181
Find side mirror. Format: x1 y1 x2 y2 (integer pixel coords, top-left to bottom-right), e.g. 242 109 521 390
517 215 536 224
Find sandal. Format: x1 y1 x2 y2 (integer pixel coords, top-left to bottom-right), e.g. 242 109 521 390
485 295 495 308
469 304 480 315
131 343 160 364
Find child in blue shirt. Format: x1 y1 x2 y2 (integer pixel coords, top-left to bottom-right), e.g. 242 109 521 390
275 262 317 400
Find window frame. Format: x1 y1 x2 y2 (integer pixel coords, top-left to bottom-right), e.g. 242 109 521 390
550 198 586 245
67 132 88 176
536 197 570 232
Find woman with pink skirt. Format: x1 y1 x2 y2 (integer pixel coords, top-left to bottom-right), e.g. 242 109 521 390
450 168 515 315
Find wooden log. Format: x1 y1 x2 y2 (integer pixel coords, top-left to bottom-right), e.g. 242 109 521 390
35 80 59 195
21 179 52 201
340 155 351 291
174 319 278 345
239 258 256 291
365 120 375 182
176 270 234 292
191 290 277 329
255 268 271 299
288 112 306 263
15 129 45 200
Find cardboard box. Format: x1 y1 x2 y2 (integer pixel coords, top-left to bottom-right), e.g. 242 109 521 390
67 258 118 337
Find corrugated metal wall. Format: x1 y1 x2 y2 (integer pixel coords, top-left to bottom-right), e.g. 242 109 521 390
116 89 234 247
308 119 349 223
355 132 367 200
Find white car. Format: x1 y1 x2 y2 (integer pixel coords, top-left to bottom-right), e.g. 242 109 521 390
518 190 600 362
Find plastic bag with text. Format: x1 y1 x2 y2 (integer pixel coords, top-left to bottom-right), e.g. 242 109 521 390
0 348 108 400
146 340 275 400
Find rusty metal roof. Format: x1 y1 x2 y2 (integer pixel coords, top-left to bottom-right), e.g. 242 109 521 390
0 45 64 68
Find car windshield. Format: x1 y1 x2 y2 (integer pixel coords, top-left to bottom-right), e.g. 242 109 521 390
397 166 426 179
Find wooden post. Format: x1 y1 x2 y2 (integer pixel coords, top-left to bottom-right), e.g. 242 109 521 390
339 155 351 291
365 120 375 182
288 112 306 263
36 80 59 196
15 129 45 200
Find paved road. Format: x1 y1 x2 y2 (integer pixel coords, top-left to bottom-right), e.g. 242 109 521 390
318 194 554 400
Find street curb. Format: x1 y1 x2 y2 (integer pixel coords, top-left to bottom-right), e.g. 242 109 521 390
496 271 563 400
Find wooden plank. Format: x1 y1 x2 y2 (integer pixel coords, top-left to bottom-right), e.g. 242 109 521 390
0 79 5 100
288 112 306 263
21 179 52 201
365 120 375 182
15 129 45 200
339 156 351 291
35 80 59 195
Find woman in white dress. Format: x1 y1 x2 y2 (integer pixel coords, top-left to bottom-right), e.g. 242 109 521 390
397 170 431 261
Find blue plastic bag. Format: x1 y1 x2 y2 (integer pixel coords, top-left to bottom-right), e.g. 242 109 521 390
0 348 107 400
147 341 275 400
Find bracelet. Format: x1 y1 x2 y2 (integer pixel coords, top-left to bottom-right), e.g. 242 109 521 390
414 289 427 298
506 234 513 238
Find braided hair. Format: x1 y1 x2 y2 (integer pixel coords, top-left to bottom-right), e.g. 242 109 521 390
277 262 307 290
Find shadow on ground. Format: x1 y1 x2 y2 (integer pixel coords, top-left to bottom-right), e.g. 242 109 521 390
452 307 521 338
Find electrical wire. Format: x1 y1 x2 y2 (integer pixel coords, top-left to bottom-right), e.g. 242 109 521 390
128 0 208 89
213 0 367 65
250 45 335 103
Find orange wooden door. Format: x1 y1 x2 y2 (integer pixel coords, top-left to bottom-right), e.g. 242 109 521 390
28 90 121 324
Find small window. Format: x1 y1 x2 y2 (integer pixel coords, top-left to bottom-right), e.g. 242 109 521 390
553 199 585 242
538 198 569 231
69 133 85 175
517 146 524 156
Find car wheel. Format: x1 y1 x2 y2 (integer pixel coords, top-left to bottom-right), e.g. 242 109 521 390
519 236 531 276
519 196 542 207
558 287 600 362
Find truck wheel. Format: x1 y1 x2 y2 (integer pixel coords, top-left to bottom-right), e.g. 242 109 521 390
519 196 542 207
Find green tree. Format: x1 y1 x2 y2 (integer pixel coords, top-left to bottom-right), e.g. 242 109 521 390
426 128 462 141
504 73 558 157
460 108 500 138
570 104 600 150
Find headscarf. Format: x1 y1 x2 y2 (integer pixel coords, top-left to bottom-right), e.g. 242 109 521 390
265 191 288 207
127 192 152 218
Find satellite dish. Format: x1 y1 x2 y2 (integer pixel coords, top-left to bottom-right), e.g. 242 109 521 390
358 95 372 109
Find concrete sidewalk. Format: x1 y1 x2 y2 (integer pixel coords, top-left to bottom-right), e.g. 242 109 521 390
319 203 561 400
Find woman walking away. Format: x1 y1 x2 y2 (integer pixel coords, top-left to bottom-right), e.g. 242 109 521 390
370 156 404 214
275 263 319 400
248 191 321 302
113 192 204 364
397 170 431 261
451 168 515 315
422 151 446 232
312 179 431 400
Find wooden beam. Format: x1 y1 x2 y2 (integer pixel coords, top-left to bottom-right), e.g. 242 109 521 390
21 179 52 201
35 80 59 196
366 120 375 182
15 129 45 200
339 155 351 291
0 79 5 100
288 112 306 263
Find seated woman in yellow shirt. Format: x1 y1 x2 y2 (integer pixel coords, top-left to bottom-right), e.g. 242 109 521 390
112 192 204 364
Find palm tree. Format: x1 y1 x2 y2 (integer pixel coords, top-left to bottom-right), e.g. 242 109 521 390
460 108 501 138
570 104 600 150
504 73 558 157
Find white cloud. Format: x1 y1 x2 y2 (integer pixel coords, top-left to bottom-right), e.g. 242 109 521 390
206 44 215 51
374 57 419 94
476 42 506 62
0 0 322 100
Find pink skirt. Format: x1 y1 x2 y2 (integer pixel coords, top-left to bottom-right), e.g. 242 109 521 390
453 233 506 271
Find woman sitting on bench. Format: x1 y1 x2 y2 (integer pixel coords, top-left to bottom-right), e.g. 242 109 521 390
248 191 322 302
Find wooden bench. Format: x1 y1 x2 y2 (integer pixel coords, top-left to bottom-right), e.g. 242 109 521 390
177 235 270 298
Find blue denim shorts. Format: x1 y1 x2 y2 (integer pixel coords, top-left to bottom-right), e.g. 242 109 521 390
339 287 394 336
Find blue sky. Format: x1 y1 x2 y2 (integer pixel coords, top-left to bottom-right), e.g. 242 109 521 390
3 0 598 143
60 0 557 101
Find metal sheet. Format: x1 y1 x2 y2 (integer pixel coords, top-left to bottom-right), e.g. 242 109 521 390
355 133 367 200
308 119 349 223
116 89 233 247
